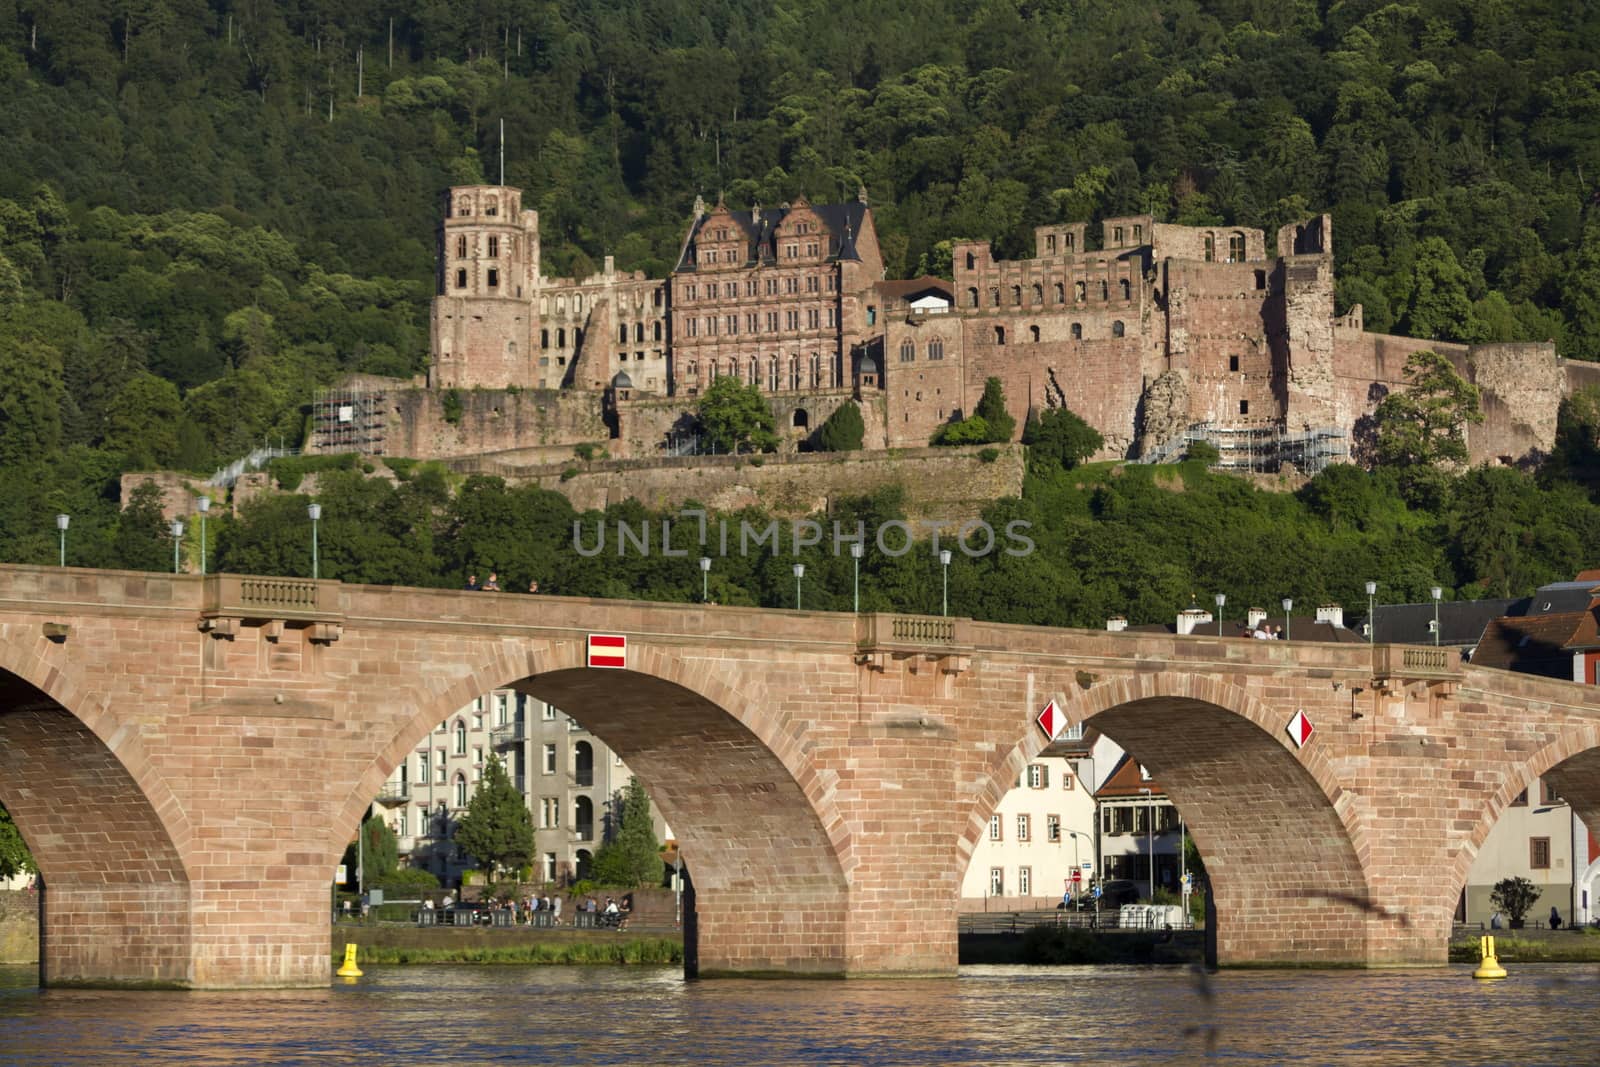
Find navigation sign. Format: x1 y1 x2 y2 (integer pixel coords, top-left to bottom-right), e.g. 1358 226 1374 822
587 633 627 669
1036 699 1067 740
1082 862 1093 871
1286 709 1314 748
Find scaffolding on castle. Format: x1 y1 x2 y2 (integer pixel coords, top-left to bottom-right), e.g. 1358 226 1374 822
207 442 298 488
1141 422 1348 475
310 385 389 456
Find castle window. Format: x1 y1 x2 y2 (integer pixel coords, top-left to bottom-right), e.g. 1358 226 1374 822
990 289 1000 307
620 324 629 343
1229 355 1240 372
900 340 915 363
725 281 736 298
574 295 584 314
635 323 645 342
1031 283 1043 305
457 198 470 216
485 199 498 217
456 235 467 258
768 357 779 391
706 249 717 264
965 251 976 270
1046 235 1057 254
749 359 759 387
1229 233 1246 262
810 354 821 388
807 308 819 329
574 328 583 347
487 236 499 257
1066 234 1075 252
1134 225 1142 242
806 276 818 293
1239 400 1249 415
1054 282 1064 303
456 268 467 289
1113 226 1124 245
928 338 944 361
1071 323 1082 340
486 269 498 288
867 306 876 326
1074 281 1085 301
654 321 662 342
654 289 663 307
1204 235 1215 262
1011 285 1022 306
557 328 566 347
1255 270 1267 291
967 287 979 308
1099 280 1109 300
1120 278 1131 300
541 329 549 349
786 244 798 259
789 356 801 390
1029 325 1040 343
1111 320 1125 337
994 326 1006 345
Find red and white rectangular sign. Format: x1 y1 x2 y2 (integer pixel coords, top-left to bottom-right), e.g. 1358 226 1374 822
587 633 627 669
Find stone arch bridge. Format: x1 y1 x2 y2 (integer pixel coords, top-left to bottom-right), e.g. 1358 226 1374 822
1 564 1597 988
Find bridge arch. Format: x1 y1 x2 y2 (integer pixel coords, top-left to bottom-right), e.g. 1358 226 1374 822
334 636 854 976
0 634 193 987
968 672 1376 965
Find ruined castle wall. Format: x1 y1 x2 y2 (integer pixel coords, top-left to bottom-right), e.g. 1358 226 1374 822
383 387 609 462
1150 224 1267 263
1160 261 1277 428
615 392 887 459
430 296 536 390
509 444 1024 519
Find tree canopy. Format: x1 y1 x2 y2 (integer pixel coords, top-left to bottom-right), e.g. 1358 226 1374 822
590 777 664 888
696 376 778 454
452 756 535 877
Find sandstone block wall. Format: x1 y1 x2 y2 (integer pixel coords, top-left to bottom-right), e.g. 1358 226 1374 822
0 890 38 964
381 387 609 461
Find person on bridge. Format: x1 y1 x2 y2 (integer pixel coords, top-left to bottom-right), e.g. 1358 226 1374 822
527 579 540 593
464 574 479 591
482 572 501 591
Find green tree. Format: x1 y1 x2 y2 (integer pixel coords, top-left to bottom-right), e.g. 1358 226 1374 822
452 756 534 878
362 813 399 882
1489 875 1540 924
112 480 177 571
696 376 778 454
934 415 991 445
816 401 865 452
590 777 663 888
0 804 34 880
1373 350 1483 468
973 377 1015 443
1023 406 1103 473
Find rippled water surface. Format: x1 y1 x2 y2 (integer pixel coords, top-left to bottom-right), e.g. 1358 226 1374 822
4 962 1600 1065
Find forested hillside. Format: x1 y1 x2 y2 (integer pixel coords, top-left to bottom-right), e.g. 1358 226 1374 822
2 0 1600 608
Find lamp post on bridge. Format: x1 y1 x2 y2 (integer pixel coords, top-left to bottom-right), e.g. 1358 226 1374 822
307 503 322 581
1214 593 1226 636
850 542 863 613
170 520 184 574
793 562 805 611
1365 580 1378 643
699 556 711 603
196 496 210 576
1431 585 1443 646
1281 597 1293 642
55 513 69 567
939 548 951 617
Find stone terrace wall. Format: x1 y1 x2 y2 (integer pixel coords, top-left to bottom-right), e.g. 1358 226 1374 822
0 890 38 964
450 444 1025 519
382 387 609 463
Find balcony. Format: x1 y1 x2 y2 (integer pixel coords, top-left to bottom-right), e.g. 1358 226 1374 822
490 723 526 749
569 770 594 789
375 782 409 804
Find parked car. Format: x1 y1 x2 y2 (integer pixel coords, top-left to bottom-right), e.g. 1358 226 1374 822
1095 880 1143 909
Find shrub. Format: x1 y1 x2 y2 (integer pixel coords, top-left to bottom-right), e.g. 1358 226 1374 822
442 388 464 425
267 453 359 491
1020 926 1112 964
978 447 1000 463
934 415 990 446
574 442 601 461
1186 440 1221 465
386 458 417 481
1490 875 1540 922
560 467 580 482
817 401 866 452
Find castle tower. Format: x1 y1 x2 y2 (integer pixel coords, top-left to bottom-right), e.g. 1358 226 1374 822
429 185 540 390
1275 214 1337 430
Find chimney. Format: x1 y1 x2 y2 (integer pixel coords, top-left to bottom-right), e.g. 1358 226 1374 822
1316 603 1344 628
1247 607 1268 628
1106 616 1128 632
1176 607 1212 635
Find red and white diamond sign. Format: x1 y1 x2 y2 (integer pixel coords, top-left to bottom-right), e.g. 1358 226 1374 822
1286 709 1314 748
1036 699 1067 740
587 633 627 669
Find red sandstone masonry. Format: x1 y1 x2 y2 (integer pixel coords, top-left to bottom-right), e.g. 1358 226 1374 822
3 565 1600 986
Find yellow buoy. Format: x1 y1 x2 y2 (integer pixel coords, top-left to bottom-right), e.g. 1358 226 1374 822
1472 934 1507 980
337 942 364 978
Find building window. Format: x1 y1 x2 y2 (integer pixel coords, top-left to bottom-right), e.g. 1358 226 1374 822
454 774 467 808
1016 814 1030 841
1071 323 1082 340
994 326 1006 345
1239 400 1249 415
1541 779 1558 805
1018 866 1031 896
1074 281 1085 302
990 868 1004 897
1204 234 1215 262
1255 269 1267 290
485 198 498 217
1133 225 1142 243
541 797 560 829
1028 764 1048 789
543 743 557 774
1029 325 1040 343
473 746 484 766
454 721 467 755
1531 837 1551 869
456 235 467 258
1062 772 1074 790
989 814 1002 841
496 695 509 725
1229 355 1239 372
1229 233 1246 262
542 703 557 721
1120 278 1131 300
1047 814 1061 842
965 251 976 270
456 268 467 289
1113 226 1124 245
416 755 428 782
900 339 915 363
1054 282 1065 304
1112 320 1125 338
487 236 499 258
544 853 557 882
967 287 979 308
928 338 944 361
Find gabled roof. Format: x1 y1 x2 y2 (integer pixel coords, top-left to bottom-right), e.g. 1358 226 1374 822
1095 751 1168 798
1473 614 1594 677
675 198 870 272
875 275 953 302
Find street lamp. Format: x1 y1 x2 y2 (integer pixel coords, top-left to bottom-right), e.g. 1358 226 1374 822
1138 786 1155 900
850 542 863 613
1365 580 1378 643
1431 586 1443 646
1214 593 1226 636
1281 597 1293 642
939 548 952 617
699 556 711 603
55 513 69 567
793 562 805 611
170 520 185 574
307 503 322 580
196 496 211 576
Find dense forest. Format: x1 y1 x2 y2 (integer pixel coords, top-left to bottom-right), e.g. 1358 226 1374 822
3 0 1600 611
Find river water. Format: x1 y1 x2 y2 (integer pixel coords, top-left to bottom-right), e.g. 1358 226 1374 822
3 962 1598 1065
